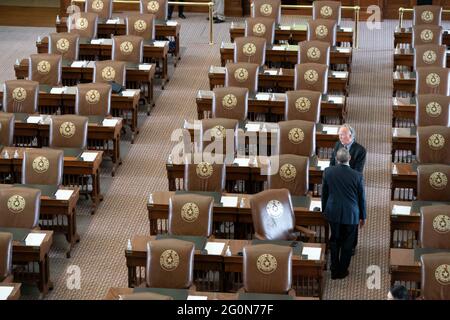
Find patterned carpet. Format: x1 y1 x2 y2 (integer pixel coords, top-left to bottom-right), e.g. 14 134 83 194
1 15 448 300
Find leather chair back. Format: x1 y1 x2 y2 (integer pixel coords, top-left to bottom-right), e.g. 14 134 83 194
298 40 331 66
225 62 259 95
420 253 450 300
0 113 15 147
267 154 309 196
22 149 63 185
0 187 41 229
112 35 144 64
94 60 126 86
278 120 316 157
416 67 450 95
126 13 155 41
3 80 39 114
412 25 443 47
140 0 168 20
76 82 112 116
415 94 450 127
49 115 89 149
49 32 80 61
420 205 450 249
68 12 99 39
0 232 12 283
312 1 342 25
245 17 275 45
212 86 248 121
251 0 281 25
201 118 239 157
294 63 328 94
29 53 62 86
417 164 450 201
307 19 337 46
416 126 450 164
184 162 226 192
414 44 446 69
85 0 113 19
413 5 442 26
234 36 267 67
285 90 321 122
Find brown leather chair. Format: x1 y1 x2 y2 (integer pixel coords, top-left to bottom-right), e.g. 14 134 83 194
413 5 442 26
184 162 226 192
168 194 214 237
278 120 316 157
414 45 447 69
75 82 112 116
3 80 39 114
0 232 12 284
312 1 342 25
0 113 15 147
146 239 195 289
201 118 239 157
417 164 450 201
140 0 168 20
212 87 248 121
245 17 276 45
126 13 155 41
420 253 450 300
22 149 63 186
251 0 281 25
416 126 450 164
294 63 328 94
49 32 80 61
112 35 144 64
267 154 309 196
225 62 259 95
298 40 331 66
28 53 62 86
234 36 267 67
118 292 173 300
307 19 337 46
412 25 443 47
415 94 450 127
0 187 41 229
420 205 450 249
49 115 89 149
68 12 99 39
416 67 450 95
250 188 315 241
241 244 294 295
85 0 113 20
93 60 126 87
285 90 322 122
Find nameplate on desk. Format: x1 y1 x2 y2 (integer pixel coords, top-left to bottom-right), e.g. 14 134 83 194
122 90 139 97
153 41 167 47
138 64 152 71
309 200 322 212
102 119 119 127
81 152 97 162
55 189 74 200
233 158 250 167
0 287 14 300
220 196 238 207
205 241 225 255
26 116 43 124
166 21 178 26
25 233 46 247
322 126 338 134
392 205 411 216
302 247 321 260
50 87 66 94
71 61 86 68
317 160 330 170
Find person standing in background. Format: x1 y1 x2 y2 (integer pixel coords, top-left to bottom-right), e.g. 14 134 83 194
168 0 186 20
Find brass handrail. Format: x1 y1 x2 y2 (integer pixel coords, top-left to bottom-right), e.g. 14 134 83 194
70 0 214 44
398 7 450 28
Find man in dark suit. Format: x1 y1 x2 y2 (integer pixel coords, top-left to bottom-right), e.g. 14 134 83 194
322 148 366 279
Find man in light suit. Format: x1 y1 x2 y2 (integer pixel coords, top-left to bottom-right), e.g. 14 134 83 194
322 148 366 279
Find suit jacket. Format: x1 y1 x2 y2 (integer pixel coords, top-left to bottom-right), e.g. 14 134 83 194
329 141 366 173
321 164 366 225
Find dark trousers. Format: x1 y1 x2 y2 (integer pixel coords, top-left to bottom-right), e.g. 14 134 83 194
168 2 184 17
328 222 357 275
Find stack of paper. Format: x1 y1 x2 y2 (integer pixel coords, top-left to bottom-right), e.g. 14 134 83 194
205 242 226 255
264 70 278 75
26 116 42 124
279 26 291 31
233 158 250 167
153 41 166 47
392 205 411 216
91 39 103 45
55 189 74 200
309 200 322 211
322 126 339 134
166 21 178 26
317 160 330 169
302 247 321 260
0 287 14 300
122 90 139 97
255 93 271 100
138 64 152 71
106 19 118 24
187 295 208 300
50 87 66 94
102 119 119 127
25 233 46 247
272 46 285 51
71 61 85 68
332 71 347 79
328 96 344 104
221 196 238 207
81 152 98 162
245 123 260 132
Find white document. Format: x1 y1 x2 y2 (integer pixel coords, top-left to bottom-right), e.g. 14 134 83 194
309 200 322 211
317 160 330 169
26 116 42 124
0 287 14 300
187 295 208 300
332 71 347 79
302 247 322 260
106 19 118 24
102 119 119 127
322 126 339 134
341 27 352 32
245 123 261 132
271 46 285 51
81 152 98 162
138 64 152 71
25 233 46 247
71 61 85 68
50 87 65 94
55 189 74 200
221 196 238 207
255 93 271 100
279 26 291 31
233 158 250 167
392 164 398 175
403 72 410 79
153 41 166 47
90 39 103 44
336 47 351 53
166 21 178 26
392 205 411 216
327 96 344 104
122 90 139 97
264 70 278 75
205 242 226 255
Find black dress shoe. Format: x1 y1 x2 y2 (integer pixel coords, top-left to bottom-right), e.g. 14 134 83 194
213 18 225 24
338 270 349 279
167 16 172 20
178 13 186 19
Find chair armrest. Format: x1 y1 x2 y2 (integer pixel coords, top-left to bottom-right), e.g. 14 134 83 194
295 225 316 242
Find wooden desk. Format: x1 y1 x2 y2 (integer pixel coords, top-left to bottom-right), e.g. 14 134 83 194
393 71 416 95
14 59 155 110
389 248 421 296
229 23 354 46
196 90 347 123
55 17 181 66
147 191 328 242
208 66 349 95
36 37 169 89
125 235 326 297
0 146 103 214
394 27 450 47
391 163 416 200
392 127 416 162
220 43 353 71
393 48 450 71
392 97 415 126
0 283 21 300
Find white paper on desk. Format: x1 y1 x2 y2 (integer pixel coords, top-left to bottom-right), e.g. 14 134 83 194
50 87 65 94
221 196 238 207
187 295 208 300
25 233 46 247
55 189 74 200
106 19 118 24
302 247 321 260
279 25 291 31
392 205 411 216
309 200 322 211
205 242 225 255
81 152 98 162
153 41 166 47
90 39 103 44
264 70 278 75
336 47 351 53
317 160 330 169
71 61 85 68
138 64 152 71
332 71 347 79
322 126 338 134
233 158 250 167
392 164 398 175
272 45 285 50
26 116 42 124
102 119 119 127
327 96 344 104
403 72 411 80
0 287 14 300
340 27 352 32
122 90 139 97
245 123 261 132
166 21 178 26
255 93 271 100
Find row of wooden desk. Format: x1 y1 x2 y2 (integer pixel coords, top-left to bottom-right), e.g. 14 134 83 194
394 26 450 47
394 47 450 71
